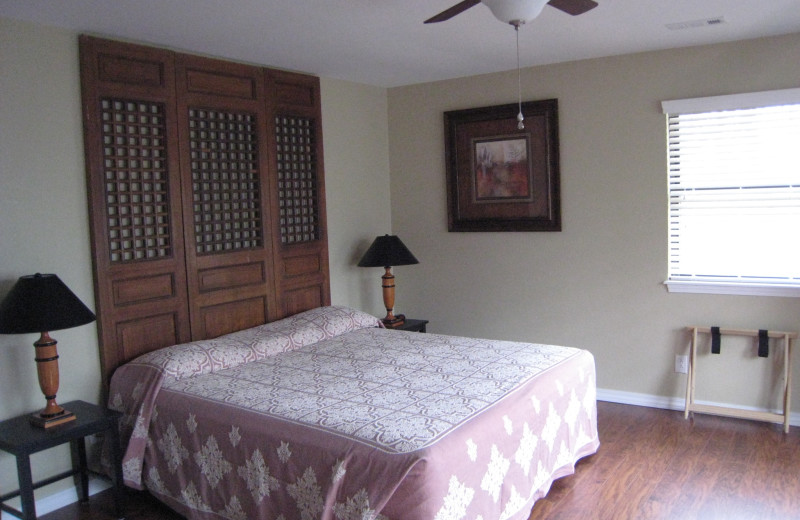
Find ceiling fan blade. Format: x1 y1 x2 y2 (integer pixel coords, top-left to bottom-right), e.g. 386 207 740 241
547 0 598 16
424 0 482 23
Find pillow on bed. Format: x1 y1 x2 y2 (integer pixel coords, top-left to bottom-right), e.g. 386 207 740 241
130 305 381 380
254 304 383 339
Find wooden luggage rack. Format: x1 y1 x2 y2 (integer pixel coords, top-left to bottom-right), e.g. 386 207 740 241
685 326 797 433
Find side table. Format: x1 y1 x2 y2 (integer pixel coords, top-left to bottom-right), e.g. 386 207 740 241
0 400 124 520
391 318 428 333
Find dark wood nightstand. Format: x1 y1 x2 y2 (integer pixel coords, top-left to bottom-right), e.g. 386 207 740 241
391 318 428 333
0 400 124 520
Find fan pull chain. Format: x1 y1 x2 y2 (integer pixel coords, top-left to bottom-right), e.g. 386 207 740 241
515 22 524 130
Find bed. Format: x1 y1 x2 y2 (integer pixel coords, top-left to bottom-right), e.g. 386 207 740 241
108 305 599 520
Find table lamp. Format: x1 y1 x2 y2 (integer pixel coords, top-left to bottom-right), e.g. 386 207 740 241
0 273 96 427
357 235 419 327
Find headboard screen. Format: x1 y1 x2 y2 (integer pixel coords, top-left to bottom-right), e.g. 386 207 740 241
79 36 330 387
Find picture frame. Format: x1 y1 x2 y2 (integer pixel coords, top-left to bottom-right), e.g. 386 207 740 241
444 99 561 232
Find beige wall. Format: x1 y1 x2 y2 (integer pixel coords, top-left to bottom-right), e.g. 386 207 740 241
0 17 96 498
388 33 800 412
321 77 392 312
0 17 390 503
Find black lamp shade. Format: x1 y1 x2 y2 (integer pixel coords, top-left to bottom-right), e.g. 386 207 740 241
0 273 96 334
358 235 419 268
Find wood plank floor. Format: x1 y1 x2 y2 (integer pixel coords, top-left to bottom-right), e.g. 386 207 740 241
529 402 800 520
41 401 800 520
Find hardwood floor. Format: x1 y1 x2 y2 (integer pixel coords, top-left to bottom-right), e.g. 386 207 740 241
529 402 800 520
41 401 800 520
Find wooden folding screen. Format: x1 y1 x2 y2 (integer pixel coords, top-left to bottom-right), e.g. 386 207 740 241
79 36 330 384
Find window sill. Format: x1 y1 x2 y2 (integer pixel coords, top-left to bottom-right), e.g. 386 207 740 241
665 280 800 298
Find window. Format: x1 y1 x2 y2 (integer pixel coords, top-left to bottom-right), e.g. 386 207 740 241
662 88 800 297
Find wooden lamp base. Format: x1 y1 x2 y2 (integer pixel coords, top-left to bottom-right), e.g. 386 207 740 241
380 267 406 327
31 331 76 428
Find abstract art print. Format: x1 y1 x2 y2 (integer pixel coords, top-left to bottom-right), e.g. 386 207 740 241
474 137 531 201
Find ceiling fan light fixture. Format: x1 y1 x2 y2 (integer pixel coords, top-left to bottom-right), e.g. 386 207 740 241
481 0 550 25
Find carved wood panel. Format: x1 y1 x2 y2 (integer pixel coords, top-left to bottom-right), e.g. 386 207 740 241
80 36 191 383
266 70 331 315
176 54 278 339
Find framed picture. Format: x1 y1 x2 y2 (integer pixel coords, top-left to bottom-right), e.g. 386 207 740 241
444 99 560 232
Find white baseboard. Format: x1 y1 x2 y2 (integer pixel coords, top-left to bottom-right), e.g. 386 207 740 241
596 387 800 427
1 477 110 520
4 390 796 518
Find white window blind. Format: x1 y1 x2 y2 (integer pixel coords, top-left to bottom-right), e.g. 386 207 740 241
662 89 800 296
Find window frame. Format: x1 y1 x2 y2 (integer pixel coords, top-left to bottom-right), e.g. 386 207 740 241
661 88 800 298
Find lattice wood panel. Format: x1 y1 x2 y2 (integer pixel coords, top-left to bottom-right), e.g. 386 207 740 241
101 98 172 262
275 115 320 244
188 108 263 254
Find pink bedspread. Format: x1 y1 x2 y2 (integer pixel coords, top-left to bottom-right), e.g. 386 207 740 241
109 306 598 520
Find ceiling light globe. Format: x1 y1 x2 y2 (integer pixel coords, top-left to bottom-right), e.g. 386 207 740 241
481 0 549 24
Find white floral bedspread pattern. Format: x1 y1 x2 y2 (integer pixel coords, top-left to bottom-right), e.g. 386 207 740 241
109 306 599 520
162 327 580 452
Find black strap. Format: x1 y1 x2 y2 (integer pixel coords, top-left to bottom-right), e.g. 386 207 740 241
758 329 769 358
711 326 721 354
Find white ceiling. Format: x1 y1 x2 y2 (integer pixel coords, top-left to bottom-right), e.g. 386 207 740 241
2 0 800 87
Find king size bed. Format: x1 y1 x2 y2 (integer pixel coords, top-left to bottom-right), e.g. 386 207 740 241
108 305 599 520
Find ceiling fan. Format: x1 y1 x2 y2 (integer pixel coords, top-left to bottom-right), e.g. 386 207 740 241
425 0 598 25
426 0 598 130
